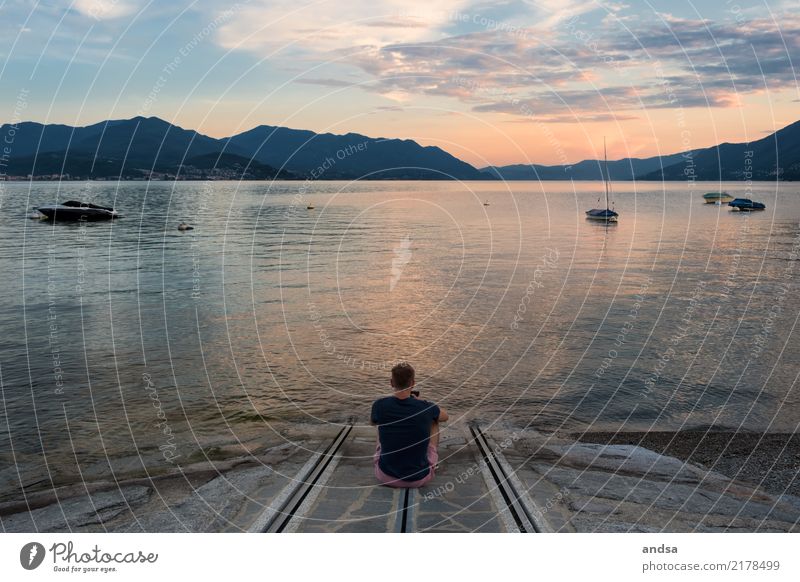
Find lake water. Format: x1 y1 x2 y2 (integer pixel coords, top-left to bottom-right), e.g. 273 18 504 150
1 180 799 493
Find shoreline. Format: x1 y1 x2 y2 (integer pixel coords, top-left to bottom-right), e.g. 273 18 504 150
2 425 799 532
5 428 797 508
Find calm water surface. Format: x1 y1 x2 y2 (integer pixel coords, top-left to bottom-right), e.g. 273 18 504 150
1 180 799 493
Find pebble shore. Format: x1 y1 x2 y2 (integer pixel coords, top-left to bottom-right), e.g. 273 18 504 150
575 431 800 497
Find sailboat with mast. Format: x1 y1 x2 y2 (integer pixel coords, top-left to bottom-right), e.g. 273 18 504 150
585 138 619 222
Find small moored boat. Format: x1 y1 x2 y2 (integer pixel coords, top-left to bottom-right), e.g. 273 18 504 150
585 138 618 222
703 192 733 204
586 208 619 221
728 198 766 211
35 200 118 221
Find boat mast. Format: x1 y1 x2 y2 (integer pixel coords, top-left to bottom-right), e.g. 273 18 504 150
604 136 610 210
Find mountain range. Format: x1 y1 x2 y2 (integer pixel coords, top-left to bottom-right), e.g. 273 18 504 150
483 120 800 181
0 116 797 181
481 151 690 181
0 116 486 181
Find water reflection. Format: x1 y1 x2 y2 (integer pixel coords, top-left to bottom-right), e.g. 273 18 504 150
1 180 799 495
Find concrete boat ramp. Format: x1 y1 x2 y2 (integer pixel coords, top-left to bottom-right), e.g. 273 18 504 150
250 423 551 533
2 422 799 533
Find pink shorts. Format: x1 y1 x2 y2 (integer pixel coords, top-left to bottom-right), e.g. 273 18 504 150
373 442 438 488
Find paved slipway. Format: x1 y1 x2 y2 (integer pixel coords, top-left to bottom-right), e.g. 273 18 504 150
2 423 799 533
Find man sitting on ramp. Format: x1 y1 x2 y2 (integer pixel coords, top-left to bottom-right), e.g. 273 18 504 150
371 362 448 488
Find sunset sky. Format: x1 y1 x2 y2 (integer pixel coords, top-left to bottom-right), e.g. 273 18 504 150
0 0 798 166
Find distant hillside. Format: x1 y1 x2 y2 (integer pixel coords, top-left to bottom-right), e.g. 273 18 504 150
483 120 800 181
639 120 800 181
483 151 690 181
3 115 797 182
0 116 488 181
181 153 296 180
1 150 294 180
0 117 223 170
3 151 132 178
225 125 488 180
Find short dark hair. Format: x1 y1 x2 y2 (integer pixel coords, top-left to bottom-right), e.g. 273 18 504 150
391 362 415 389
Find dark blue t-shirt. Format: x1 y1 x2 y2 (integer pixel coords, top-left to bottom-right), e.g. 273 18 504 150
371 396 440 481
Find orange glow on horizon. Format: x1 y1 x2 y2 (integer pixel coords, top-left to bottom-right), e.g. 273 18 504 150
181 90 798 168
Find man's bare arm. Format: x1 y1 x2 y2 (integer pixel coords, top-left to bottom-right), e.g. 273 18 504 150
437 407 449 423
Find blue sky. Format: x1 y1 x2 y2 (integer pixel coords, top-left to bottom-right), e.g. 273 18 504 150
1 0 798 165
